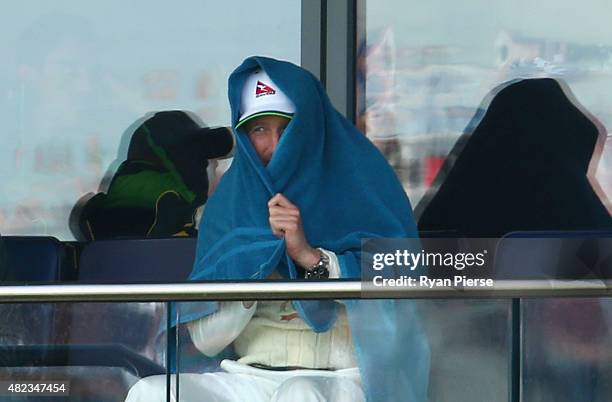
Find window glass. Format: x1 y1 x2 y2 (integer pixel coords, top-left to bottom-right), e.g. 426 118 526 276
0 301 169 401
0 1 300 239
523 298 612 402
362 0 612 207
172 299 510 402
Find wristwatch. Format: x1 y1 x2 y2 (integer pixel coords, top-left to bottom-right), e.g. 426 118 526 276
305 249 330 279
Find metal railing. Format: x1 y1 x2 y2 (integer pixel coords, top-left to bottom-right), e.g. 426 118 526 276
0 279 610 302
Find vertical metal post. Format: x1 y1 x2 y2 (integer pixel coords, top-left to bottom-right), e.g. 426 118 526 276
302 0 362 121
175 304 180 402
509 298 521 402
301 0 326 84
324 0 358 122
165 303 171 402
355 0 366 130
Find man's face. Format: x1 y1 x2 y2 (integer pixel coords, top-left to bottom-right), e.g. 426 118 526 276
244 115 290 166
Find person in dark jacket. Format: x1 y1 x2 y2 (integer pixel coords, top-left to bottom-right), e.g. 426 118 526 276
417 78 612 237
70 111 233 240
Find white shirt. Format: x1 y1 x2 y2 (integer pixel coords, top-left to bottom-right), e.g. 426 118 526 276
186 249 358 369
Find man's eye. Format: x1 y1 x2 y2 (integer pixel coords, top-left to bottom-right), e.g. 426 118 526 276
249 127 266 135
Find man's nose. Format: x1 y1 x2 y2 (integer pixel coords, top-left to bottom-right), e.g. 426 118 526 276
271 131 282 147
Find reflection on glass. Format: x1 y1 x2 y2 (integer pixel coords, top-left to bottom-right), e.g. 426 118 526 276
421 300 511 402
523 298 612 402
597 135 612 213
0 302 168 401
124 300 513 402
122 299 435 402
0 1 300 239
364 0 612 205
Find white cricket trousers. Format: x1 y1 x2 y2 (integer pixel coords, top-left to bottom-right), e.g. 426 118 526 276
125 360 365 402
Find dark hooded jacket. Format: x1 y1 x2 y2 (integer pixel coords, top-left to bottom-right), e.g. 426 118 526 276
418 78 612 237
72 111 233 239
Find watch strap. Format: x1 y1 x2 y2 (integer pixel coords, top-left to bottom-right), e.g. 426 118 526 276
305 248 330 279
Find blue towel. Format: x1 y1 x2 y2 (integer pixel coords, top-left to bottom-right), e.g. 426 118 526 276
183 56 430 402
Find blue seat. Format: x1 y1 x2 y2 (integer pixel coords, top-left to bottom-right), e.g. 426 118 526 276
0 236 73 347
68 238 199 381
495 230 612 280
78 237 196 282
1 238 198 399
1 236 73 282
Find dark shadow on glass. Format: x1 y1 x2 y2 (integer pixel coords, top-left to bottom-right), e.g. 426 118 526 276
416 78 612 237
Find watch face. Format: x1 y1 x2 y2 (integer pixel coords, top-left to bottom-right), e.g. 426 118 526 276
305 249 330 279
306 265 329 279
317 266 330 279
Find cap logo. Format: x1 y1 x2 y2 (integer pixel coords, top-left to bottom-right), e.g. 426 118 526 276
255 80 276 98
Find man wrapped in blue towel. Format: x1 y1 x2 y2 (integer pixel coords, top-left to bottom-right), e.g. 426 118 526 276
126 57 430 402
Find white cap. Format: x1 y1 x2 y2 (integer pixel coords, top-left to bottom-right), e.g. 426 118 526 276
236 69 295 128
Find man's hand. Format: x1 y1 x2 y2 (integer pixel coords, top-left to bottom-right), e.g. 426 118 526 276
268 193 320 268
